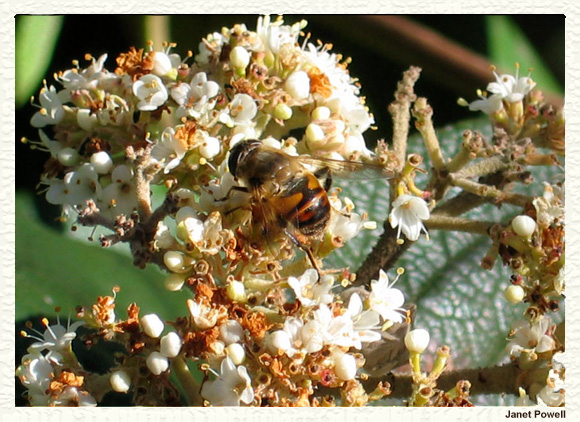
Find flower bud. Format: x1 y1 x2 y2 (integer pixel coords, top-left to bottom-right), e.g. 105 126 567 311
312 106 331 120
160 332 182 358
285 71 310 100
146 351 169 375
164 251 185 272
226 279 246 302
225 343 246 365
77 109 98 131
267 330 291 354
110 370 131 393
164 273 186 291
219 320 244 345
140 314 164 338
274 103 293 120
512 215 536 238
306 123 325 143
405 329 430 353
90 151 113 174
230 46 251 69
505 285 525 304
334 353 357 380
57 148 80 167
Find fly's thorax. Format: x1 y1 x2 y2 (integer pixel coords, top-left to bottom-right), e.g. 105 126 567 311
237 148 294 188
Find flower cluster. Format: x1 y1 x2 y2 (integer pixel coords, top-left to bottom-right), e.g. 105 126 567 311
19 16 415 407
16 317 97 406
466 67 565 407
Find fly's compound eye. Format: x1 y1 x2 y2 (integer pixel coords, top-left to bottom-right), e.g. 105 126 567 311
228 139 261 177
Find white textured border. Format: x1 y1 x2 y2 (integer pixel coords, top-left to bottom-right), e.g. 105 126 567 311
3 3 576 421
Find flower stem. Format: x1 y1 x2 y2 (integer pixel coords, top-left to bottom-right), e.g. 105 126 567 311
426 214 494 235
171 357 203 406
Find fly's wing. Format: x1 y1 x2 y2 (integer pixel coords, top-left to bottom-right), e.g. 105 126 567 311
297 155 395 180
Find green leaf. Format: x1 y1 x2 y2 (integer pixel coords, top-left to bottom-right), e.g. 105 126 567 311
16 16 64 108
15 191 190 322
486 16 562 95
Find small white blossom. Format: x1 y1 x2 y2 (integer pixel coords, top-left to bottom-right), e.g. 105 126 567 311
288 269 334 307
345 293 382 346
16 353 53 406
201 357 254 406
152 127 189 173
389 194 430 241
133 74 168 111
506 317 556 358
533 182 564 229
31 85 67 127
26 318 85 364
368 270 406 323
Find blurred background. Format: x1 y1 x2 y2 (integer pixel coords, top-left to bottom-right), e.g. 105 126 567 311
15 15 564 406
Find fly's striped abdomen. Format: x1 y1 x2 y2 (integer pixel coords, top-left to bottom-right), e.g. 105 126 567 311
273 173 331 236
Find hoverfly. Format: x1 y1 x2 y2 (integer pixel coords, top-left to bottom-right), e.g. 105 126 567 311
226 139 394 272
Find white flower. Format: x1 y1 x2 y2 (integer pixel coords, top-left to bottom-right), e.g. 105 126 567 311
150 51 174 77
533 182 564 229
267 317 304 357
26 318 85 364
16 352 53 406
195 31 226 66
171 72 220 120
506 317 556 358
132 74 168 111
187 299 221 330
201 357 254 406
468 66 536 114
31 85 67 127
59 54 112 91
256 15 303 54
101 165 138 217
368 270 406 323
345 293 382 347
301 304 357 352
389 194 430 241
179 211 228 255
486 67 536 103
288 269 334 307
468 93 504 114
151 127 189 173
229 93 258 125
52 386 97 407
